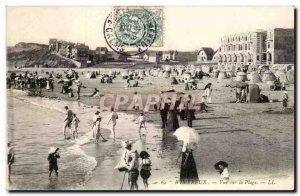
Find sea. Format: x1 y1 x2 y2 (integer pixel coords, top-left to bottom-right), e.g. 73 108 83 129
7 91 98 190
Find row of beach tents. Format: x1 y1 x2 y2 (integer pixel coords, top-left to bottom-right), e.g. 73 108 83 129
81 63 294 84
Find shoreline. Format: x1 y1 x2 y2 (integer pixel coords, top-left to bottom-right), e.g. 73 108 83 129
7 89 171 190
7 82 295 190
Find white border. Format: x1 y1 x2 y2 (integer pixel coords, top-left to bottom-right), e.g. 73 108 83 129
0 0 298 196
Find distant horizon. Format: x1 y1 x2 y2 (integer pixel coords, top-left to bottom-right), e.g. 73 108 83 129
7 24 295 54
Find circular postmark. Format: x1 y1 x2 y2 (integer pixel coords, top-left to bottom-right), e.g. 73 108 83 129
103 8 157 56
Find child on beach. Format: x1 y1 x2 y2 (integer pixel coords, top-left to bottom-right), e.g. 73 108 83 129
139 151 151 190
283 91 288 109
107 108 118 142
71 114 80 139
7 143 14 180
126 150 140 190
95 128 101 143
135 113 147 134
48 147 60 177
95 117 102 143
214 161 230 182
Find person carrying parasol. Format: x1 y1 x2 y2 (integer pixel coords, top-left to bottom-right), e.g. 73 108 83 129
174 127 200 184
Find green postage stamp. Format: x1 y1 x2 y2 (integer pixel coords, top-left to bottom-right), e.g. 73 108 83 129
104 6 163 55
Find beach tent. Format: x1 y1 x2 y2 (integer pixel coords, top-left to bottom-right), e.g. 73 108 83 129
177 69 184 75
145 70 150 76
162 71 171 78
128 70 134 75
271 64 280 72
189 69 196 77
247 72 251 80
138 70 145 77
86 72 96 79
262 70 276 82
212 69 219 78
67 69 73 76
108 71 115 76
182 72 191 83
218 70 228 80
195 67 202 72
226 70 234 78
247 84 260 103
164 65 172 72
249 72 262 83
285 64 294 72
236 72 247 81
158 70 164 77
202 65 211 73
275 70 288 83
287 69 294 83
258 65 270 74
152 70 159 77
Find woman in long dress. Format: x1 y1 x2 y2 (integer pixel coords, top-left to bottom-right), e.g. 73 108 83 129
46 78 50 92
203 83 212 104
180 142 199 184
167 98 180 131
185 96 195 127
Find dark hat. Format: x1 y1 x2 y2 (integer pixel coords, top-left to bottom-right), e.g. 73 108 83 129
214 161 228 170
139 150 150 159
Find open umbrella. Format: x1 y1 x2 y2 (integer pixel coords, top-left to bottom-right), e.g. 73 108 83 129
226 81 248 88
48 146 56 154
174 127 200 166
174 127 200 148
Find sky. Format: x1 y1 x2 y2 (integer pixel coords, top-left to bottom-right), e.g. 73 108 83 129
6 6 294 51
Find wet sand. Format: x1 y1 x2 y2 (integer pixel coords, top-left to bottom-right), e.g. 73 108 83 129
7 69 295 190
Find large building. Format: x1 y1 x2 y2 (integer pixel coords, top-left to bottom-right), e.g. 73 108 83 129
266 28 294 65
214 30 267 69
214 28 294 69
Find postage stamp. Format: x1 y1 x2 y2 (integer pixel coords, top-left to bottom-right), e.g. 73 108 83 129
104 6 164 56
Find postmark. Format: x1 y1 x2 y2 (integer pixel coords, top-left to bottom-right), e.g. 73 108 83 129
103 6 164 56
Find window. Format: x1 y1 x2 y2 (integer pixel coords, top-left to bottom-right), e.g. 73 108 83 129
257 55 260 60
267 42 270 49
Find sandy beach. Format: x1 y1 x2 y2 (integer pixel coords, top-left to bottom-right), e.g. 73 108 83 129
6 68 295 190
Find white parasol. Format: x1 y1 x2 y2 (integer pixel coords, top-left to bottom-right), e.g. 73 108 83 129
48 146 56 154
174 127 200 148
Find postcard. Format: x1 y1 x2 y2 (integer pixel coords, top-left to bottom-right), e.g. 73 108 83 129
6 6 295 191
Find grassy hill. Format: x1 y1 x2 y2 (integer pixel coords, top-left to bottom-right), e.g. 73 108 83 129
7 42 77 68
7 42 198 69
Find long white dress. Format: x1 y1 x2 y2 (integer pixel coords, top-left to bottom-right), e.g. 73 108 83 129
46 80 50 90
203 88 212 103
